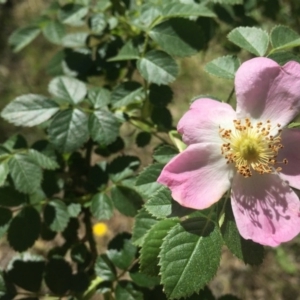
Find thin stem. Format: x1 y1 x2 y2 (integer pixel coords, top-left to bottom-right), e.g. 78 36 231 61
226 87 235 104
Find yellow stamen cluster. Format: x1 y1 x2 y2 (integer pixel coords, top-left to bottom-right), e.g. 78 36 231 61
219 118 288 177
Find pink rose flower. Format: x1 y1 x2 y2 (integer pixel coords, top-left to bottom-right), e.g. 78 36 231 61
158 57 300 247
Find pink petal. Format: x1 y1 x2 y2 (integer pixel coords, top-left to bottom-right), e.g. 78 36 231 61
157 143 234 209
235 57 300 127
231 173 300 247
177 98 236 145
277 128 300 190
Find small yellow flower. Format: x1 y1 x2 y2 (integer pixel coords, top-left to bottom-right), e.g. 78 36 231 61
93 222 108 237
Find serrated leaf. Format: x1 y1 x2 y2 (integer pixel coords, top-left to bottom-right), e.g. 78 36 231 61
7 206 41 252
135 163 164 199
67 203 81 217
111 186 143 217
88 110 120 146
87 87 111 109
48 76 87 104
149 84 173 107
8 26 41 52
28 149 59 170
270 25 300 51
268 51 300 66
221 202 264 265
8 154 42 194
149 19 204 57
0 186 26 207
140 219 178 276
62 32 88 48
58 4 88 26
45 258 72 295
160 218 222 299
115 281 143 300
111 82 144 109
0 207 12 239
107 239 137 270
137 50 178 85
132 208 158 246
48 108 89 153
227 27 269 56
95 254 117 281
161 2 216 18
0 162 9 186
153 145 178 164
1 94 59 127
145 186 173 218
205 55 241 79
42 20 65 44
7 254 45 293
90 193 114 220
129 271 160 288
44 199 70 232
89 13 107 34
108 40 140 62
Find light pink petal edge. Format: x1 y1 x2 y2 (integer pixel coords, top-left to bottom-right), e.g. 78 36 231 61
177 98 236 145
231 173 300 247
157 143 234 210
235 57 300 127
277 128 300 190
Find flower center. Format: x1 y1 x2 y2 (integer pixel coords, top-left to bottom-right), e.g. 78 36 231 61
219 118 288 177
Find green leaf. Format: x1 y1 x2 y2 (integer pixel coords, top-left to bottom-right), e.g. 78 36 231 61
62 32 88 48
107 239 137 270
95 254 117 281
221 202 264 265
1 94 59 127
135 163 164 199
28 149 59 170
0 207 12 239
153 145 178 164
47 50 65 76
268 51 300 66
7 254 45 293
288 122 300 128
140 219 178 276
0 162 9 186
149 19 204 57
111 186 143 217
8 154 42 194
0 186 26 207
48 76 87 105
8 26 41 52
205 55 241 79
44 199 70 232
161 2 216 18
145 186 172 218
115 281 143 300
48 109 89 153
149 84 173 107
111 82 144 109
87 87 111 109
108 40 140 62
227 27 269 56
67 203 81 217
45 258 72 295
208 0 242 4
58 4 88 26
90 193 114 220
88 110 120 146
132 208 158 246
129 271 160 288
137 50 179 85
42 20 65 44
160 218 223 299
8 206 41 252
270 25 300 51
89 13 107 34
